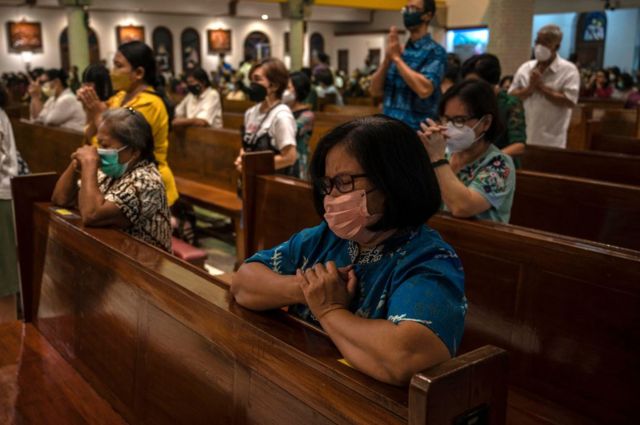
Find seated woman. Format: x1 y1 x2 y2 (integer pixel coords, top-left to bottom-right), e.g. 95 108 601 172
29 68 86 132
173 67 223 129
51 108 172 252
283 71 315 179
231 115 466 386
418 79 515 223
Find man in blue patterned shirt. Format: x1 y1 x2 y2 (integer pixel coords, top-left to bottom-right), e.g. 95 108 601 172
371 0 446 131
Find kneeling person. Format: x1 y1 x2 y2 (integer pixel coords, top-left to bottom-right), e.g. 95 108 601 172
52 108 172 252
231 115 466 386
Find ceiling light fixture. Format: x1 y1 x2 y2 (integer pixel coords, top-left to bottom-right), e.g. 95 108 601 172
261 14 269 20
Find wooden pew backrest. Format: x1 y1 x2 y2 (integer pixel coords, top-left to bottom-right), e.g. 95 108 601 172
511 170 640 250
168 126 241 192
242 169 640 424
12 119 84 174
520 145 640 186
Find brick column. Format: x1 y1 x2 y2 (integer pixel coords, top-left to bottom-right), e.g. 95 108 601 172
487 0 535 75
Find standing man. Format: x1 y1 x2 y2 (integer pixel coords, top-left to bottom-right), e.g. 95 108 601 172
371 0 446 131
509 25 580 148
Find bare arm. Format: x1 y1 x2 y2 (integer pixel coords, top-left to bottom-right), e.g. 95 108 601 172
320 310 450 385
432 162 492 217
274 145 297 170
502 142 525 157
369 57 391 98
51 161 80 208
230 262 305 310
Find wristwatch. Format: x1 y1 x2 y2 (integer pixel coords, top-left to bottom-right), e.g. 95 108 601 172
431 159 449 169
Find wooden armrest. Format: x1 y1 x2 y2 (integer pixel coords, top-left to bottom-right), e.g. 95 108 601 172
408 345 508 425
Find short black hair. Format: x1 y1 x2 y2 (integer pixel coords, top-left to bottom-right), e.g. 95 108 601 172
290 71 311 102
118 41 157 87
310 115 441 231
619 73 634 90
0 83 8 109
314 68 334 86
318 52 330 65
82 64 113 101
186 67 211 87
44 68 68 88
461 54 501 85
439 79 503 143
423 0 436 14
499 75 513 87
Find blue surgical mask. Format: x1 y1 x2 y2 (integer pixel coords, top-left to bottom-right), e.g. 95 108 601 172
97 146 130 178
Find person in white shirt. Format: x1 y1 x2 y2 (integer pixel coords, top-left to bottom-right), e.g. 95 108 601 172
173 68 223 128
28 68 86 133
0 83 19 321
509 25 580 149
234 58 297 175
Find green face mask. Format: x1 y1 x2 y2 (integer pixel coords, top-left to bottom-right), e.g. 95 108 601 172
97 146 129 178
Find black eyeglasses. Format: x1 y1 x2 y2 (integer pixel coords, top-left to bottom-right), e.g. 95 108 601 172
316 174 368 195
440 115 480 129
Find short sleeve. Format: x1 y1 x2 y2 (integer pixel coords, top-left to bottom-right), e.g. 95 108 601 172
103 171 164 225
467 155 515 210
245 223 327 275
419 47 446 89
386 252 466 356
509 64 529 93
562 66 581 105
195 90 222 127
174 95 188 118
271 111 297 152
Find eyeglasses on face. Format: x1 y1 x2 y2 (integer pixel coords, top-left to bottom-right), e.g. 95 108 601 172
440 115 481 129
316 173 368 196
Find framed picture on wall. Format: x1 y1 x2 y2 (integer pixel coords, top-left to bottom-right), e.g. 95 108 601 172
6 21 43 53
445 26 490 63
116 25 145 46
207 29 231 54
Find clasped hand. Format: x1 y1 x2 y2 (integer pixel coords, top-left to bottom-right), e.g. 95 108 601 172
417 118 448 161
296 262 358 321
71 145 99 172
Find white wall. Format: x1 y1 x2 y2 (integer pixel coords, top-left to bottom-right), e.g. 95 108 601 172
333 33 386 74
532 8 640 72
0 7 68 72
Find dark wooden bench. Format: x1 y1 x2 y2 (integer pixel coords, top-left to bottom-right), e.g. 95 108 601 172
222 98 255 113
520 145 640 186
11 118 85 174
0 321 128 424
589 129 640 156
511 170 640 251
240 152 640 425
11 176 508 425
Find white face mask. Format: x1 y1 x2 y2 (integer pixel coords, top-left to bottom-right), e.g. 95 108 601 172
445 117 486 153
534 44 552 62
282 89 296 105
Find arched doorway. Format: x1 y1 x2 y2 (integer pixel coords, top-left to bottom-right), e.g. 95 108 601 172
575 12 607 69
59 27 100 71
309 32 325 63
153 26 174 74
244 31 270 61
181 28 201 71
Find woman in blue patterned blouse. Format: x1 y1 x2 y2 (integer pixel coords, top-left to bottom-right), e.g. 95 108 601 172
231 115 466 386
418 79 516 223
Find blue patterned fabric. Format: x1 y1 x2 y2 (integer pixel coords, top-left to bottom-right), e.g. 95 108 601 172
383 34 446 130
246 221 467 356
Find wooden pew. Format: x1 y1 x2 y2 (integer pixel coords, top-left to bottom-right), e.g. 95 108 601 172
18 194 508 425
511 170 640 251
222 99 255 113
168 126 244 262
223 111 245 130
11 118 84 174
586 119 640 155
323 104 381 115
520 145 640 186
0 321 127 423
588 108 640 138
240 154 640 424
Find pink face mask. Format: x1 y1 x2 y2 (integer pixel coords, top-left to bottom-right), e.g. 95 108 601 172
323 190 395 246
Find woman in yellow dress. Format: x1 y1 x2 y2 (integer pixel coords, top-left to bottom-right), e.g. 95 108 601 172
77 41 178 206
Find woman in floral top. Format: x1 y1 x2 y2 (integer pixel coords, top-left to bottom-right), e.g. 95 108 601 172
418 79 516 223
284 71 315 179
52 108 172 252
